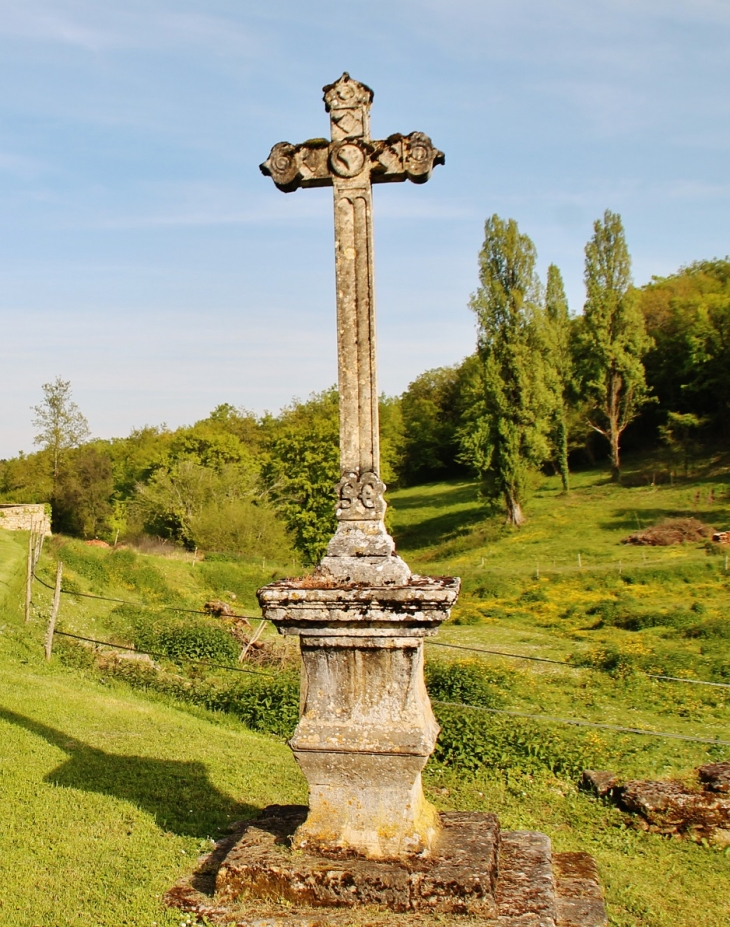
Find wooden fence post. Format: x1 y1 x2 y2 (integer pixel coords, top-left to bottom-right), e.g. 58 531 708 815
34 524 44 572
24 528 35 623
45 562 63 661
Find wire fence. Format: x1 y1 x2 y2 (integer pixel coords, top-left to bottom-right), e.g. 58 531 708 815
53 630 275 678
425 640 730 689
431 700 730 747
23 558 730 749
473 548 730 579
32 569 729 691
41 627 730 748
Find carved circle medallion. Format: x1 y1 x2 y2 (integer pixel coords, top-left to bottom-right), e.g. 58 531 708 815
268 143 298 185
329 142 367 178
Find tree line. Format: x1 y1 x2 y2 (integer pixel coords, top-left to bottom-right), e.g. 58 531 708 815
1 210 728 556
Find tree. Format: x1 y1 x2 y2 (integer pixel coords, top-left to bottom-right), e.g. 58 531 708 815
577 211 651 481
53 444 114 537
399 362 473 485
638 259 730 435
542 264 573 491
459 215 555 525
31 377 90 489
261 389 340 562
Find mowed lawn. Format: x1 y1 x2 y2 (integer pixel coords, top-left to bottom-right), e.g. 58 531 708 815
0 532 305 926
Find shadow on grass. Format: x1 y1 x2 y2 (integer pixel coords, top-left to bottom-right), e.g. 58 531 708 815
394 507 487 551
0 707 255 837
391 481 481 512
391 482 486 551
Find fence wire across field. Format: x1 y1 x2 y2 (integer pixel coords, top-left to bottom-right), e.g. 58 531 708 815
431 700 730 747
32 572 260 620
426 640 730 689
52 629 276 678
43 629 730 749
474 548 729 578
28 565 729 750
31 569 730 691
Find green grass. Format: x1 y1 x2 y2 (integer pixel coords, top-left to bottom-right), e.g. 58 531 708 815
0 533 305 926
2 457 730 926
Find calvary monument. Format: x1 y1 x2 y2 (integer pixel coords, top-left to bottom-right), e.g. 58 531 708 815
168 74 607 927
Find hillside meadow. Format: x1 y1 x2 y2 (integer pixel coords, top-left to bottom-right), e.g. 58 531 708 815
1 461 729 926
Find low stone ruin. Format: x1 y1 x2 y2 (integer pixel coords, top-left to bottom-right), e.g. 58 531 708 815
581 762 730 845
0 503 51 536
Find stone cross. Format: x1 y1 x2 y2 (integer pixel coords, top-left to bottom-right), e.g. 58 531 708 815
261 74 443 581
258 76 457 862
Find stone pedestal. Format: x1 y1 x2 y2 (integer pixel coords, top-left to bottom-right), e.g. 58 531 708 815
166 805 609 926
258 575 460 859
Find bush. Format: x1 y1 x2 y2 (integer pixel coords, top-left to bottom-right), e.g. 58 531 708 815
106 549 172 600
682 618 730 639
206 674 300 738
429 705 609 778
570 645 636 677
134 617 239 664
425 659 511 708
54 543 110 591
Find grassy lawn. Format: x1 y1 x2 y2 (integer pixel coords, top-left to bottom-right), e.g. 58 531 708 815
0 534 304 926
1 458 729 926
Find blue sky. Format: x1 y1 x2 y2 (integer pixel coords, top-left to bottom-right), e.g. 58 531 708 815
1 0 728 457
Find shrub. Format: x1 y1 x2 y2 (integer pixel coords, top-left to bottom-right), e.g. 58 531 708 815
134 617 239 664
206 674 300 738
682 618 730 640
570 645 636 677
105 548 173 601
54 543 110 591
429 705 609 778
425 659 510 708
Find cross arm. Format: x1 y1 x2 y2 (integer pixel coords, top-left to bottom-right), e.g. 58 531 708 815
260 132 444 193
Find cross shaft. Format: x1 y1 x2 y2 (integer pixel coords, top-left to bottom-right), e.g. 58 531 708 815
261 74 444 525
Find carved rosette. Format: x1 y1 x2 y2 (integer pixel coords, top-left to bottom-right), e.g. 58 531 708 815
372 132 445 185
335 469 386 520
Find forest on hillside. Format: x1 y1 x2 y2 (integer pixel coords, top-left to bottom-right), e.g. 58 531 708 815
2 211 729 561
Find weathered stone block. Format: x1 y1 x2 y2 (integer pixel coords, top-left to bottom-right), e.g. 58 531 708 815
215 806 500 915
579 770 618 799
698 760 730 793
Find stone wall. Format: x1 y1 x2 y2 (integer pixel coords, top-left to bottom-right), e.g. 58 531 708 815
0 504 52 537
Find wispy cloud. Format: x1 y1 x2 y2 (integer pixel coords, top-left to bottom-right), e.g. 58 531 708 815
0 1 265 54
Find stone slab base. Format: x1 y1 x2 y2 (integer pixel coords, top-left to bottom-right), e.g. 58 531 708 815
166 805 607 927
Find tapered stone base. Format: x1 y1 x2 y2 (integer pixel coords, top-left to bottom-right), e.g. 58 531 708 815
292 751 440 858
258 576 460 860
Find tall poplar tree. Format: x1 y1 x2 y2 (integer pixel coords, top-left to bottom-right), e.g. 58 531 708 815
577 210 651 481
543 264 573 492
32 377 90 492
460 215 553 525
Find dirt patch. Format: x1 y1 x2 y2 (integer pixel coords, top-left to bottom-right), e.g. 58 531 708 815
622 517 713 546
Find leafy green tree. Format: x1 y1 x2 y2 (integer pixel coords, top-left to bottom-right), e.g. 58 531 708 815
399 362 474 485
460 215 555 525
576 210 652 481
261 389 340 562
542 264 573 491
659 411 708 478
31 377 90 489
638 259 730 434
53 444 115 537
